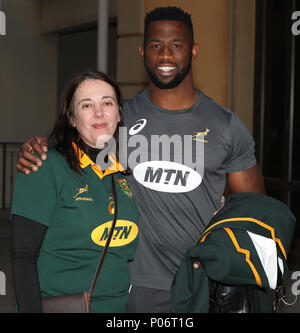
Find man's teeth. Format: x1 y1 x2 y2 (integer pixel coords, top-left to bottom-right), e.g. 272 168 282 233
158 66 175 72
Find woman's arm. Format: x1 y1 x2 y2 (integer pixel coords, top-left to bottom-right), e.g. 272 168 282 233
11 215 48 313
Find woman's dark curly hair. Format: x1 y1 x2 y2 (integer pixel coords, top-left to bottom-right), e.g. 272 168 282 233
48 70 123 172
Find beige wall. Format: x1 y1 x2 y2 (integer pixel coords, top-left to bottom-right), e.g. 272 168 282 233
0 0 57 142
229 0 256 132
117 0 147 98
40 0 118 34
40 0 98 34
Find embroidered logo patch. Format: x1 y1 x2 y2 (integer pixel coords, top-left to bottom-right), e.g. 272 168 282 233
73 185 94 201
192 129 210 143
117 179 133 198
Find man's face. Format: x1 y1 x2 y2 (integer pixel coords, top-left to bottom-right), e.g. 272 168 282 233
141 20 198 89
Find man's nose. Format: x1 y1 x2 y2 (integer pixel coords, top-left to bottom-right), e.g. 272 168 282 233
159 45 173 59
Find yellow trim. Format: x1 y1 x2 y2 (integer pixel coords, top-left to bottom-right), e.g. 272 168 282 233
201 217 287 260
224 228 262 287
72 143 125 180
199 231 211 243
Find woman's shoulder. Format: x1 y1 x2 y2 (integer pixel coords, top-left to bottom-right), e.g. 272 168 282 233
35 145 68 171
46 145 64 159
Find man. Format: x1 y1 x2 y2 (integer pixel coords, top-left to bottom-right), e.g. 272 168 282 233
16 7 265 313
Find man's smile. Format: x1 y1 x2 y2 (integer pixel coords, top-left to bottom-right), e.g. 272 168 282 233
156 64 177 77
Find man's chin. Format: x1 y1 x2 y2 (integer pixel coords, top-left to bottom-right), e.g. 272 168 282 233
150 77 182 90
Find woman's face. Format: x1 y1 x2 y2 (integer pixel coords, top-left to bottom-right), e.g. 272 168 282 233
71 79 120 148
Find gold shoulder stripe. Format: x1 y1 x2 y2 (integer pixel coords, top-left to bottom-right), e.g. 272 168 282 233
224 227 262 287
199 231 211 243
200 217 287 260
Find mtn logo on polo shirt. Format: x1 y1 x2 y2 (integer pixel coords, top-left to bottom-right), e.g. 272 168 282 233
91 220 138 247
133 161 202 193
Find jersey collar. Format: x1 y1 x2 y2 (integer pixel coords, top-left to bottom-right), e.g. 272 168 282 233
72 142 125 180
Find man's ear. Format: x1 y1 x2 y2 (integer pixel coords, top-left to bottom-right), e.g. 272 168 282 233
192 43 199 61
139 45 145 58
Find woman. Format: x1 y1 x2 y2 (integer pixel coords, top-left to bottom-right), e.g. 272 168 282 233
11 70 139 313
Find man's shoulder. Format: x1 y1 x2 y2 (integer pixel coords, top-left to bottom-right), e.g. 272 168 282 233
123 89 147 108
197 90 235 125
199 91 231 114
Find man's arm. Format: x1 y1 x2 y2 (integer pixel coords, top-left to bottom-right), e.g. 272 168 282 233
16 137 49 174
226 164 265 195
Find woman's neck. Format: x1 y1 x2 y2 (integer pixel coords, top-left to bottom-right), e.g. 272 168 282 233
87 145 103 163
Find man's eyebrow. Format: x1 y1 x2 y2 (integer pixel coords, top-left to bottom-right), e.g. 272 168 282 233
147 38 161 43
147 38 185 43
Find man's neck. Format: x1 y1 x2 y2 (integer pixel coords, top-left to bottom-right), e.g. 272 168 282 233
148 76 198 111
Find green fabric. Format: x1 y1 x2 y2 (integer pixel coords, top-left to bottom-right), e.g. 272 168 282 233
171 259 210 313
171 193 296 313
11 146 139 313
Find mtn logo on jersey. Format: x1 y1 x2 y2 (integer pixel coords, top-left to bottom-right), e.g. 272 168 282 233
133 161 202 193
91 220 138 247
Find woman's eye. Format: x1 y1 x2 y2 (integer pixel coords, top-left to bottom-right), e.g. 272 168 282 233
81 103 92 109
81 103 93 110
103 100 115 107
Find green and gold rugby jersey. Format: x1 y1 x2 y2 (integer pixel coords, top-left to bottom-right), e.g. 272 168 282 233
11 145 139 313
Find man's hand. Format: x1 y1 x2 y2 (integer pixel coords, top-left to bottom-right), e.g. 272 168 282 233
16 136 49 174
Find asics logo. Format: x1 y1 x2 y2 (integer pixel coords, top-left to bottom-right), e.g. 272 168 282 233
129 119 147 135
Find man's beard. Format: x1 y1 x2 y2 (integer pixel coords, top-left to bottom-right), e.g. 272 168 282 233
144 53 193 90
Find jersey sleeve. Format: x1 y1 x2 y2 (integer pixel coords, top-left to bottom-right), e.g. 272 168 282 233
11 215 48 313
224 113 257 173
11 155 57 227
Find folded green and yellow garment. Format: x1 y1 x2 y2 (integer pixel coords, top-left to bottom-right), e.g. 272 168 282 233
171 192 296 313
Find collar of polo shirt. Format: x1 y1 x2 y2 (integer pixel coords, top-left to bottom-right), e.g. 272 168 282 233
72 142 125 180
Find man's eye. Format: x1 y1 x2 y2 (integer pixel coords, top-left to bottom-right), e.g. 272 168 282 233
151 44 160 49
172 43 182 48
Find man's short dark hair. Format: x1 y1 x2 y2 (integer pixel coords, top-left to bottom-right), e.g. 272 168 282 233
144 6 194 42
